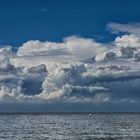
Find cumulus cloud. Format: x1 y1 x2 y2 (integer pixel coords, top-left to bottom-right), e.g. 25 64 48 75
17 36 107 62
95 34 140 62
0 23 140 111
39 62 110 102
114 34 140 48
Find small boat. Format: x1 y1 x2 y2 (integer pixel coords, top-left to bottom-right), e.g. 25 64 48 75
88 113 93 117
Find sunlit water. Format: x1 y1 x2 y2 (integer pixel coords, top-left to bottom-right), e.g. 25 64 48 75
0 113 140 140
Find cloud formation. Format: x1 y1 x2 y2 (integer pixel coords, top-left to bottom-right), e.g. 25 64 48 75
17 36 107 62
0 23 140 111
107 22 140 34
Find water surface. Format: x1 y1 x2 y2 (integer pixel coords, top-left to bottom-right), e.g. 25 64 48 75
0 113 140 140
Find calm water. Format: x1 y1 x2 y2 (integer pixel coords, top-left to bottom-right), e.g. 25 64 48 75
0 113 140 140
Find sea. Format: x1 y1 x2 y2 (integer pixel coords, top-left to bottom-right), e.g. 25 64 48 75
0 113 140 140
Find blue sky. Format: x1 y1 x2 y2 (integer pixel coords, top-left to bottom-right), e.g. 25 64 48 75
0 0 140 47
1 0 140 112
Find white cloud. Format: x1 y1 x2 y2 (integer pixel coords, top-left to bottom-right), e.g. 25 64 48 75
95 34 140 62
115 34 140 48
17 36 107 63
107 22 140 34
0 24 140 110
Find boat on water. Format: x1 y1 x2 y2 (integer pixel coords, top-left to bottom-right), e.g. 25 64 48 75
88 113 93 117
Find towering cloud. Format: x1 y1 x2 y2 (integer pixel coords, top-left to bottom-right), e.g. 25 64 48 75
0 23 140 111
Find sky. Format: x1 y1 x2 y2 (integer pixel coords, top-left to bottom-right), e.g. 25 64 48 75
0 0 140 112
0 0 140 47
